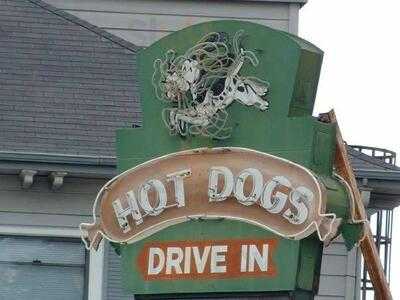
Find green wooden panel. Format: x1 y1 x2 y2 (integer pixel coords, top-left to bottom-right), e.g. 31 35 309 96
121 220 299 294
114 20 354 298
116 20 329 176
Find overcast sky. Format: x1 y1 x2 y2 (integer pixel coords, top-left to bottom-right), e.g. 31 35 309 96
299 1 399 298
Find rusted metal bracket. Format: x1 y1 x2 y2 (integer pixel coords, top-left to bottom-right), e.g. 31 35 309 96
319 110 392 300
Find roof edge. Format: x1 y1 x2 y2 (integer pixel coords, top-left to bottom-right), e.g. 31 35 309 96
0 151 116 166
247 0 308 4
244 0 307 5
28 0 141 52
0 151 117 178
354 169 400 181
347 146 400 171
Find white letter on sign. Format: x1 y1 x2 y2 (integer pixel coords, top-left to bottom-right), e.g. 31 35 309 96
208 167 234 202
148 247 165 275
234 168 263 206
248 244 269 272
139 179 167 216
167 169 191 208
261 176 291 214
210 245 227 273
283 186 311 225
240 245 248 272
193 246 211 273
112 191 143 233
166 247 184 274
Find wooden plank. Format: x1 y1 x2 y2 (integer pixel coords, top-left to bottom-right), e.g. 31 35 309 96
320 110 392 300
69 11 289 32
0 175 106 215
104 29 170 47
105 19 288 46
0 189 93 215
317 275 346 296
0 174 106 194
315 297 344 300
346 247 358 277
288 3 300 34
320 254 348 276
344 275 357 300
323 240 348 256
0 211 92 227
45 0 289 19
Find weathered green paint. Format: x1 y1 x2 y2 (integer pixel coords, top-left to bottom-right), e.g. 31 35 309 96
117 21 330 176
114 20 355 297
296 234 323 291
342 223 364 250
121 220 299 294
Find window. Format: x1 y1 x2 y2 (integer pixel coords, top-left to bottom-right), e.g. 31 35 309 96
0 235 88 300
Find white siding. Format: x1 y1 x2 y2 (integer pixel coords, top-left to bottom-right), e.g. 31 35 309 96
0 236 86 300
105 243 135 300
316 237 359 300
45 0 300 46
1 2 361 298
0 172 361 299
0 174 106 219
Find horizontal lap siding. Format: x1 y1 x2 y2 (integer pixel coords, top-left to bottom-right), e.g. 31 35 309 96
316 238 358 300
0 172 360 299
106 243 135 300
45 0 291 46
0 174 106 227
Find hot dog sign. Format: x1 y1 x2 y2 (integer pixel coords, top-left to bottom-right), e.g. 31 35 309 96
80 148 338 250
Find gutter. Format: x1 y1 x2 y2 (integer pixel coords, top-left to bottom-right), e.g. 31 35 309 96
0 151 117 178
0 151 116 166
354 169 400 181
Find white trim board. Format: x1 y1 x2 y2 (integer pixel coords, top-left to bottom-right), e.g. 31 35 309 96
0 224 81 237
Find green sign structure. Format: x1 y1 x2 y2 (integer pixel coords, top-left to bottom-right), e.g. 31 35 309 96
113 21 362 299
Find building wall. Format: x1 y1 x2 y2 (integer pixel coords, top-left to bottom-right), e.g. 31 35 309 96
316 238 360 300
0 174 105 229
0 173 108 299
44 0 301 46
0 1 360 299
0 170 359 299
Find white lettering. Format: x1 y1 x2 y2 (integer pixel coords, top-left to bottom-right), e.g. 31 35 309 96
261 176 291 214
240 244 248 272
234 168 263 206
111 166 314 232
283 186 311 225
167 169 191 207
148 247 165 275
192 246 211 273
248 244 269 272
184 247 191 274
208 166 234 202
210 245 227 273
165 247 184 274
139 179 167 216
112 191 143 233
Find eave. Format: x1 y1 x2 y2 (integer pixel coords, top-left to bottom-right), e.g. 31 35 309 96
0 151 117 179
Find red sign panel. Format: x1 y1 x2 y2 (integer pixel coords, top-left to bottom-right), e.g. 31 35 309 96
137 238 278 281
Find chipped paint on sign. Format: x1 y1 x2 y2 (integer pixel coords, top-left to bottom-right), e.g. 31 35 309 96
80 147 338 251
137 239 277 280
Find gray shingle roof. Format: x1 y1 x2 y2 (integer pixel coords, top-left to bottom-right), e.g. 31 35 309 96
0 0 141 157
0 0 397 178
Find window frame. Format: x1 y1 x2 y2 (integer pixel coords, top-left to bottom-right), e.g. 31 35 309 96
0 225 105 300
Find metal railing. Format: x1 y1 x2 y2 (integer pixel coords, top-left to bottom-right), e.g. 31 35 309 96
350 145 397 166
350 145 396 299
360 209 393 300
